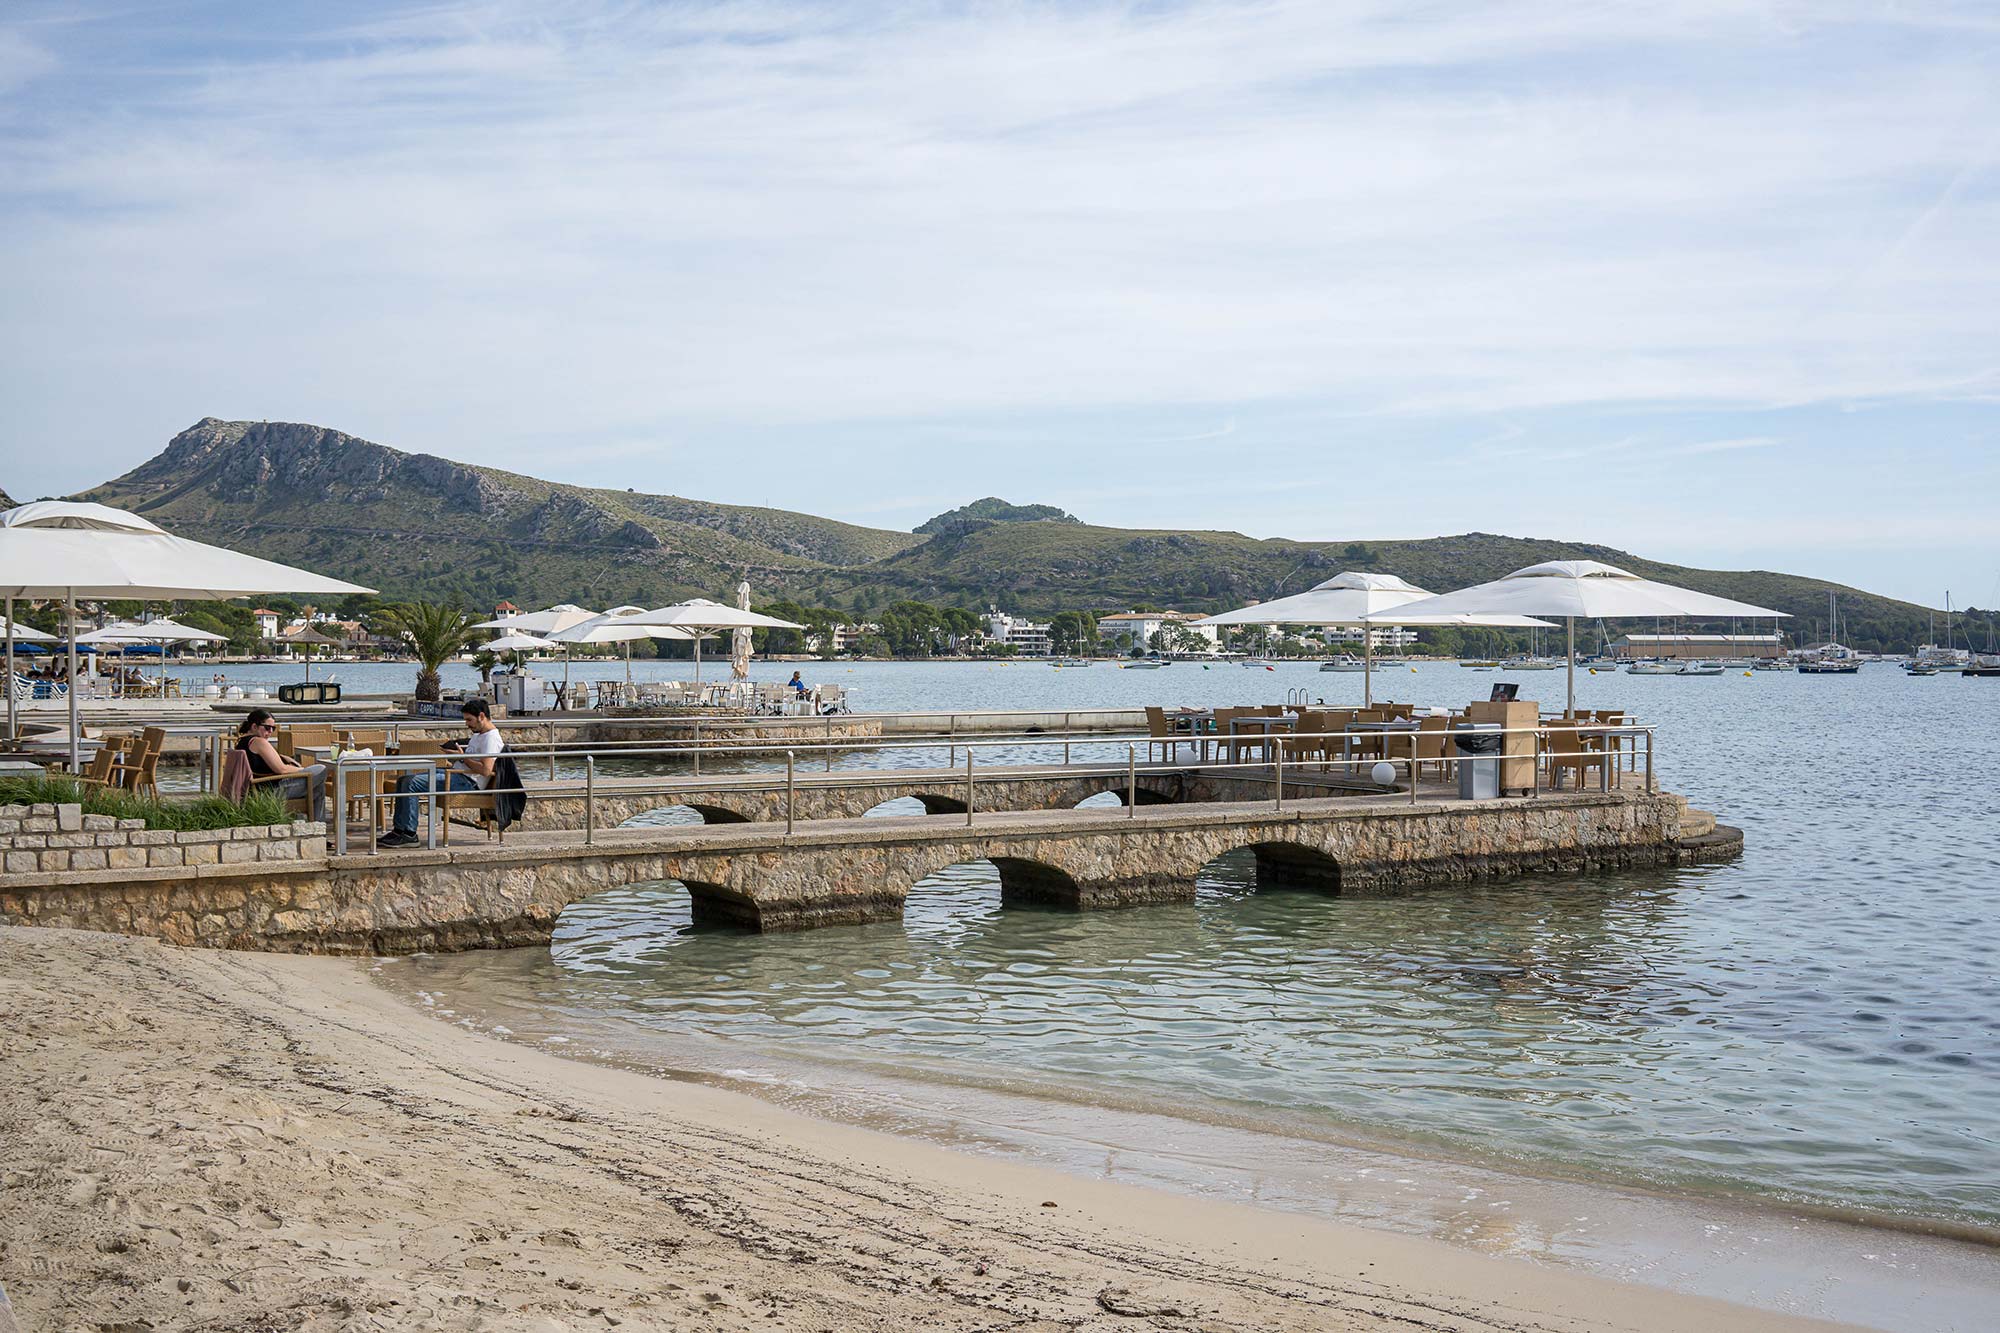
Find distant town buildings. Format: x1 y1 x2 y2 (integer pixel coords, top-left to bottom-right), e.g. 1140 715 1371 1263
985 608 1053 656
1097 610 1219 652
1324 625 1421 651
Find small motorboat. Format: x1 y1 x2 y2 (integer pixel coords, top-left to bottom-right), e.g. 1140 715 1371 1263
1626 661 1680 675
1319 655 1367 672
1674 660 1725 676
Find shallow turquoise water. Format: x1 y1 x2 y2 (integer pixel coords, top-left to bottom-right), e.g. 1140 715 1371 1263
355 659 1999 1228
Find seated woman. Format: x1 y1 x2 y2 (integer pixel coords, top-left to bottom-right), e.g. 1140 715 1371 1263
233 708 328 821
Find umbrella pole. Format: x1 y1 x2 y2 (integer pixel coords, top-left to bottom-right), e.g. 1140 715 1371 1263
67 591 79 775
1567 617 1576 715
1364 629 1374 708
625 642 632 684
4 597 15 746
694 636 702 686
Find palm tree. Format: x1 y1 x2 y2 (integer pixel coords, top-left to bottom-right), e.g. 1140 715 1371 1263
375 602 475 701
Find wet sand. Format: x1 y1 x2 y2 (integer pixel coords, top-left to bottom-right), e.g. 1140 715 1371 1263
0 925 1857 1332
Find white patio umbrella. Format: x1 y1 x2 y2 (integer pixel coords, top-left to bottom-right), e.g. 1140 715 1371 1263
1195 572 1553 706
1363 559 1787 712
470 604 600 686
78 617 228 698
613 598 804 684
0 501 372 767
481 630 561 652
547 605 705 683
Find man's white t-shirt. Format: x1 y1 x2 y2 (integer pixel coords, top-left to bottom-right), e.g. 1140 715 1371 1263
459 727 505 788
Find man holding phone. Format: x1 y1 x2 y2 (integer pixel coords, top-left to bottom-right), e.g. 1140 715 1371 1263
377 698 505 848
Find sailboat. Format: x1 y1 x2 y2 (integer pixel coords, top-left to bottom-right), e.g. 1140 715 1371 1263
1798 591 1859 674
1965 608 2000 677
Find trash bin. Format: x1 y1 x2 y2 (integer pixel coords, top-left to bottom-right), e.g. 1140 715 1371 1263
277 681 341 705
1454 722 1503 800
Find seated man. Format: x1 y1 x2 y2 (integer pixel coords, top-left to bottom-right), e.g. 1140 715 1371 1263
788 670 809 695
378 698 503 848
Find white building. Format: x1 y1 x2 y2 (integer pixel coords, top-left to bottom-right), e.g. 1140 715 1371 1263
1097 610 1221 653
985 609 1053 656
1328 624 1424 648
250 608 281 639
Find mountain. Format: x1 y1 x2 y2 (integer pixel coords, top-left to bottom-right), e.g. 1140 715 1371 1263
915 498 1081 534
82 419 922 610
73 418 1939 650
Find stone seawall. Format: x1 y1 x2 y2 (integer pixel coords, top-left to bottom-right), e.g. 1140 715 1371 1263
0 806 329 949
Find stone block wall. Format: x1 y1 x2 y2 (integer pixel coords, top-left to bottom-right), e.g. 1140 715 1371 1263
0 802 324 876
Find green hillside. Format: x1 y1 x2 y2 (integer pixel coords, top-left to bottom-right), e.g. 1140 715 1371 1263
68 418 1945 652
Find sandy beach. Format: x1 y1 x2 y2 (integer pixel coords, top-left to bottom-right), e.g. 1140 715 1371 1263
0 925 1856 1333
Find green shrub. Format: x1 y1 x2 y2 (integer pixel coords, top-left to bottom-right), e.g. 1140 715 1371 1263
0 777 294 830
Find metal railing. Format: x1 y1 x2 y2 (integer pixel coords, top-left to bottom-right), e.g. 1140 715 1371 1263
311 718 1655 856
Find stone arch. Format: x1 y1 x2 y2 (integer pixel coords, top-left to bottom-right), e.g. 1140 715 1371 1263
1075 784 1176 808
1205 840 1342 895
862 792 968 817
900 852 1086 913
605 798 750 829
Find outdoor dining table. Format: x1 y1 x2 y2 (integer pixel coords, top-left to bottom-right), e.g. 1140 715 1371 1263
1347 718 1420 767
1227 712 1298 763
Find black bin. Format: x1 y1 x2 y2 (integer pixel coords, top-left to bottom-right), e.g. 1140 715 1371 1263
277 682 342 705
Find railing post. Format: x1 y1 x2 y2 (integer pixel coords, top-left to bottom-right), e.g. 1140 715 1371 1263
965 750 975 826
1601 728 1611 793
585 754 596 845
334 762 347 855
1410 752 1419 805
826 713 833 770
1646 730 1655 793
785 750 795 834
693 720 701 776
1127 744 1136 817
1274 738 1283 811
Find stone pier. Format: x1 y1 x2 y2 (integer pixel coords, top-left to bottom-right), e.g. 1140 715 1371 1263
0 788 1739 955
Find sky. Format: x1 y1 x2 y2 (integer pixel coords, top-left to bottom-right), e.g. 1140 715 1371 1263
1 1 1996 607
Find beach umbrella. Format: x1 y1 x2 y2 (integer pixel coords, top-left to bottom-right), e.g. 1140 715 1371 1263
0 501 372 766
612 599 804 684
1363 560 1787 712
1195 572 1553 706
548 605 704 683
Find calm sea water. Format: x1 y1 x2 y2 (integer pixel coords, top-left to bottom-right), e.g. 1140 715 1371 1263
312 658 1998 1316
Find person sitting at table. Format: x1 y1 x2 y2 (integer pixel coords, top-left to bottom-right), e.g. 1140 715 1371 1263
377 698 503 848
788 670 809 695
233 708 327 821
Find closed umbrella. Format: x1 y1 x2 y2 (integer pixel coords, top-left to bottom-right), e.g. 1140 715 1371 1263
481 631 561 652
730 581 753 681
1195 572 1553 706
1362 559 1787 712
0 502 372 767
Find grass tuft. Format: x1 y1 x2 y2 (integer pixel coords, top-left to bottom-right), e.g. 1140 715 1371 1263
0 776 293 830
